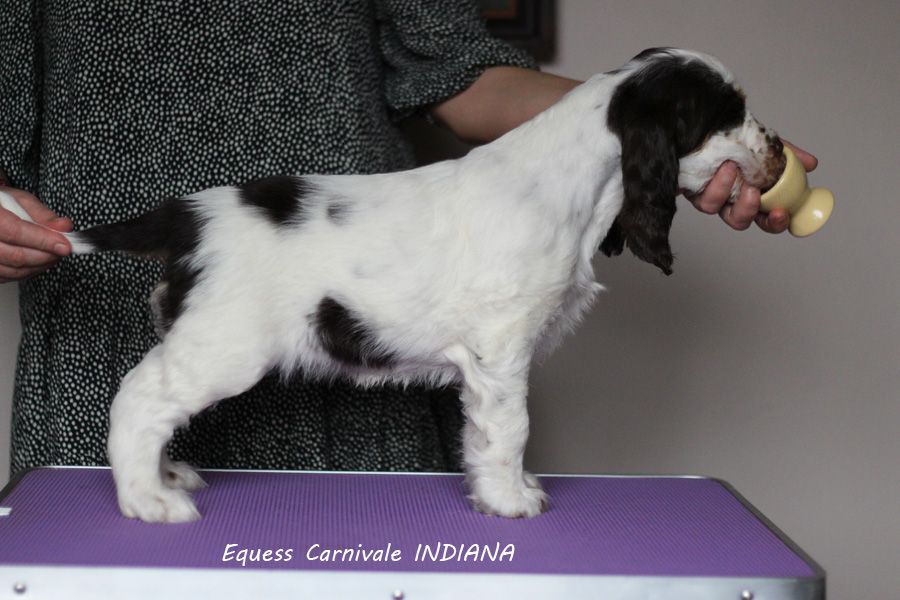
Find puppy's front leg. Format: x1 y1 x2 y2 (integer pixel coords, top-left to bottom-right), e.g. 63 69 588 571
448 346 548 518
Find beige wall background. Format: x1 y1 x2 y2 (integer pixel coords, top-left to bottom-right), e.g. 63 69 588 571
2 1 897 598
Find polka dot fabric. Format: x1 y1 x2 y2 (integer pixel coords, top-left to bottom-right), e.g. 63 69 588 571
2 0 535 475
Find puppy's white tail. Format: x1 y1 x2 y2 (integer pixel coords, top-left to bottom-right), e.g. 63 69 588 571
0 189 97 254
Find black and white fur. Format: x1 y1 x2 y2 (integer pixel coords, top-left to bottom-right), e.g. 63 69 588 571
1 49 787 522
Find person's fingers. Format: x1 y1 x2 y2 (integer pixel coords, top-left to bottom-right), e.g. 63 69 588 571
1 187 63 225
782 139 818 172
754 207 791 234
0 239 63 269
719 183 760 231
45 216 74 232
689 161 738 214
0 209 71 255
0 263 52 283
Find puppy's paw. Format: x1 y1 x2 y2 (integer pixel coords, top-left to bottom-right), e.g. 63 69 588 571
161 460 206 491
118 482 201 523
470 473 549 518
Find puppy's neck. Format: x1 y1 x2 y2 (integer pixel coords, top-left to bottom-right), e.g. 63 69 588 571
471 74 621 218
462 74 625 257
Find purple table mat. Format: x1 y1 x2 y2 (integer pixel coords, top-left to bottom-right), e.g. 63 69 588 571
0 468 815 577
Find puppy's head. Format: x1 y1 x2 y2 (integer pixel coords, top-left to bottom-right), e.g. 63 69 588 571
601 48 786 274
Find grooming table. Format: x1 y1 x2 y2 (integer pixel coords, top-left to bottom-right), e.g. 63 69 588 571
0 467 823 599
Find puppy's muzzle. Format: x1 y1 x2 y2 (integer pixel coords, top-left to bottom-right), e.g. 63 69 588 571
761 135 788 192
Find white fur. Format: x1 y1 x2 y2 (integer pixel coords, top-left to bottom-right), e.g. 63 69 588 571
0 49 784 522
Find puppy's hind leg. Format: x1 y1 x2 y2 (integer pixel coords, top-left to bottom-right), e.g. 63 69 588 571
107 345 198 523
445 344 548 518
108 338 268 523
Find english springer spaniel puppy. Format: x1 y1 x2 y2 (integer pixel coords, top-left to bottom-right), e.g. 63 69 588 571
1 48 787 522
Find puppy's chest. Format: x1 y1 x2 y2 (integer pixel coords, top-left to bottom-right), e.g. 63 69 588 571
530 255 601 350
563 257 601 312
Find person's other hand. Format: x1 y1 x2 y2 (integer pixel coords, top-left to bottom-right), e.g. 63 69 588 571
685 141 818 234
0 186 73 283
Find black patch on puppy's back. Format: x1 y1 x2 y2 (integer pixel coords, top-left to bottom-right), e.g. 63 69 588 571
315 297 396 368
239 175 311 226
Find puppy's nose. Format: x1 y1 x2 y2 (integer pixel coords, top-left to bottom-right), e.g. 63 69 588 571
772 136 784 155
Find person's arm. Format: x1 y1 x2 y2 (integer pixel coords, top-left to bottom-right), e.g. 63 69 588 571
431 66 580 144
431 66 818 235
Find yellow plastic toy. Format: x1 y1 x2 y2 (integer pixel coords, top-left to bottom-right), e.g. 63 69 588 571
760 146 834 237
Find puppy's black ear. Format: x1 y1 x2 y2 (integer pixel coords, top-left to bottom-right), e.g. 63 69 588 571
603 51 747 275
606 119 678 275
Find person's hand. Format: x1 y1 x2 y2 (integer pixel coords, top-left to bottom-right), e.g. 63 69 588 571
0 186 73 283
686 141 818 233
